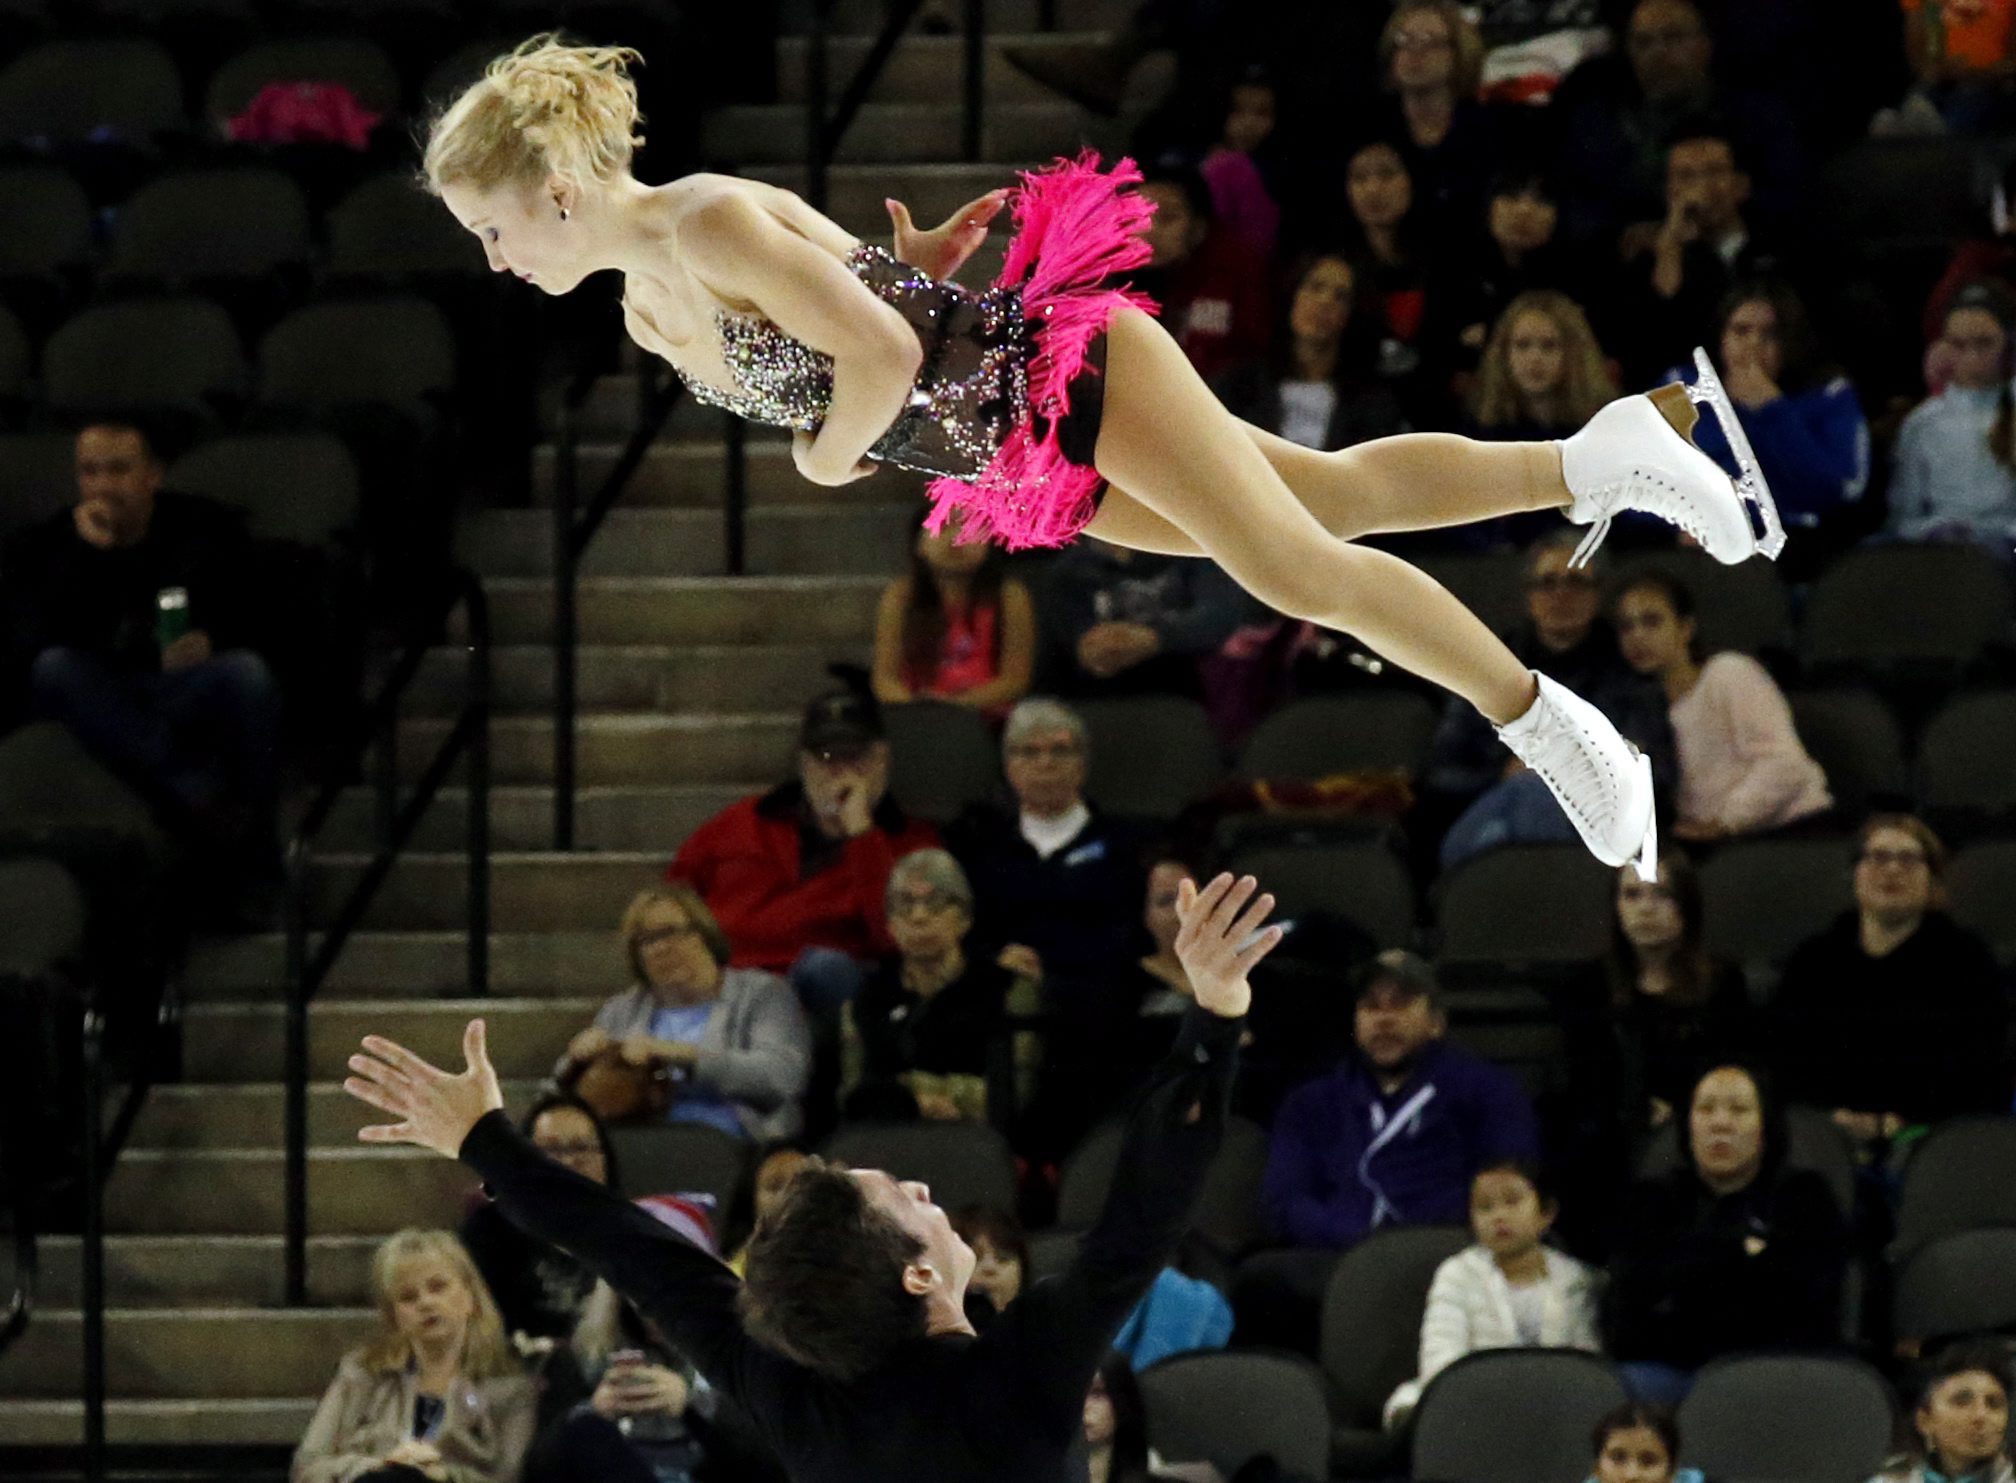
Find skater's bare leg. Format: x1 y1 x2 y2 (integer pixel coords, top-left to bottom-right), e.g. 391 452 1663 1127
1086 309 1537 725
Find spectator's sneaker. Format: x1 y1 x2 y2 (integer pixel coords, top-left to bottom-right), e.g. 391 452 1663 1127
1495 672 1658 875
1559 349 1785 567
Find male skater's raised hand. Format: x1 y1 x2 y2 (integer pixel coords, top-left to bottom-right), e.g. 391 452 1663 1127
1173 873 1283 1020
345 1019 505 1157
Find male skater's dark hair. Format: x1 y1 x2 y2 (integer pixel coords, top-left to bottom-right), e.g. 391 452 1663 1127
738 1159 929 1381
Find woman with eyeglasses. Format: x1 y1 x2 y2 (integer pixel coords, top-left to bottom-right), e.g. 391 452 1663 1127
1769 814 2006 1147
556 885 812 1140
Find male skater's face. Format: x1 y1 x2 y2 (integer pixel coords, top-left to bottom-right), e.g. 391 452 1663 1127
851 1170 976 1296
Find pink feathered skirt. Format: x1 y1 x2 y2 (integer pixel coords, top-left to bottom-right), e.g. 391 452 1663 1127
924 151 1158 550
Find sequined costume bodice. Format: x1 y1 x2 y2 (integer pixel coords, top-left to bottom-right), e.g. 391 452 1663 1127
654 244 1029 481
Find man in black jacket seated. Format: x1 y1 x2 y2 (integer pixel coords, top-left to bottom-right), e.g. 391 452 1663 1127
344 874 1283 1483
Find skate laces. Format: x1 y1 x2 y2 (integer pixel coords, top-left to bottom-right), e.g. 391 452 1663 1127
1568 517 1611 571
1511 693 1611 833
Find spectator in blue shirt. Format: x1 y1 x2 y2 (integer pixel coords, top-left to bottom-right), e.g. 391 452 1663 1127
1888 281 2016 553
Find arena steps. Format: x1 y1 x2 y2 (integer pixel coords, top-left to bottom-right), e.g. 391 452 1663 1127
529 439 927 507
185 931 646 1000
36 1237 379 1311
0 1310 380 1400
304 851 662 930
309 780 753 854
457 505 918 580
128 1081 548 1152
481 574 885 646
706 100 1104 166
1 1398 317 1448
774 32 1115 108
103 1150 475 1237
403 640 841 715
175 999 596 1083
388 711 798 787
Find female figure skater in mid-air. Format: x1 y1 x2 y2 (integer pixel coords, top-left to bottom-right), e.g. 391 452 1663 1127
424 36 1785 871
346 874 1281 1483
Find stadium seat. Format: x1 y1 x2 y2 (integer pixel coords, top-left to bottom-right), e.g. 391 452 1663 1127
1918 692 2016 827
0 39 186 146
1074 695 1220 822
0 722 165 868
1800 545 2015 681
419 38 517 111
1412 1349 1628 1483
1698 837 1853 969
256 295 456 427
0 301 27 407
205 37 404 121
880 701 998 824
607 1122 751 1216
1223 839 1415 950
1412 549 1528 638
1785 689 1908 816
822 1121 1016 1213
1139 1350 1330 1482
1892 1228 2016 1347
1054 1115 1269 1258
1677 1354 1894 1483
169 432 360 547
1895 1117 2016 1257
1236 692 1438 780
1636 1105 1858 1223
43 298 247 423
1616 548 1794 658
0 164 92 288
1318 1224 1470 1477
1439 982 1567 1106
1946 840 2016 964
328 173 486 282
0 856 84 981
0 431 75 538
1432 845 1613 967
108 167 313 286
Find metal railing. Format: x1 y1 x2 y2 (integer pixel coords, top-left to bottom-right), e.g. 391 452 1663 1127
283 568 492 1304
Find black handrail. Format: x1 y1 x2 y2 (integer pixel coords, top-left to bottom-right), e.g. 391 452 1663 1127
283 568 492 1305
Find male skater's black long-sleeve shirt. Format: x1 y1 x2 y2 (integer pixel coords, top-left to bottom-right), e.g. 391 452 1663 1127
459 1004 1241 1483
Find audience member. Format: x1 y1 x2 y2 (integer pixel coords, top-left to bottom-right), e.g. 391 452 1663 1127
1769 814 2008 1138
1604 1063 1850 1405
667 685 937 1011
727 1147 810 1277
0 419 283 913
870 506 1034 720
1612 571 1831 843
1924 160 2016 345
1464 291 1619 523
1889 283 2016 551
842 849 1016 1125
1083 1353 1166 1483
951 1206 1029 1327
1134 157 1271 382
1337 137 1450 423
1034 537 1251 699
1431 533 1675 867
1873 1343 2016 1483
1240 951 1540 1353
1662 281 1870 552
556 885 811 1141
1199 68 1283 262
1439 172 1582 377
1587 1403 1705 1483
1109 856 1206 1085
1903 0 2016 134
1211 253 1408 452
294 1229 534 1483
1383 1160 1602 1429
1375 1 1513 234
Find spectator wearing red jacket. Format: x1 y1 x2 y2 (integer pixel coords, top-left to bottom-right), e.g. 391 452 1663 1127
1135 157 1273 384
667 686 938 1016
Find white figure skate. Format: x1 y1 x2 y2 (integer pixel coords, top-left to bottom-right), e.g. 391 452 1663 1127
1560 347 1787 569
1497 672 1658 876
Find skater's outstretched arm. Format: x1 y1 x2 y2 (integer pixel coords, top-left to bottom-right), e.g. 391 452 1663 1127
344 1023 762 1403
994 874 1281 1412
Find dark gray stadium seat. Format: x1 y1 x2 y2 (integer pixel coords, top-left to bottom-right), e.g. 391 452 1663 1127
1140 1350 1330 1481
1319 1225 1471 1478
256 296 456 425
0 856 85 980
0 431 75 538
1617 548 1794 657
1236 693 1438 780
0 302 27 404
1893 1228 2016 1347
1224 839 1415 950
205 37 403 120
822 1121 1016 1213
420 38 516 111
1073 695 1220 822
1636 1105 1857 1223
0 723 164 860
1054 1115 1268 1257
329 173 486 281
608 1123 751 1215
1440 983 1568 1107
1677 1354 1894 1483
1412 1349 1628 1483
109 167 313 284
1432 845 1613 966
1786 689 1908 816
1918 692 2016 822
1800 545 2015 678
1895 1116 2016 1257
169 432 360 545
0 164 92 282
1412 549 1528 639
43 298 246 421
1699 837 1854 968
1947 841 2016 964
880 701 998 824
0 39 186 144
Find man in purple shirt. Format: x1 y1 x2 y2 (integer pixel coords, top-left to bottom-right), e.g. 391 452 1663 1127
1235 949 1540 1352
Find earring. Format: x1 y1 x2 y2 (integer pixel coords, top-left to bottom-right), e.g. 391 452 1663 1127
560 209 570 222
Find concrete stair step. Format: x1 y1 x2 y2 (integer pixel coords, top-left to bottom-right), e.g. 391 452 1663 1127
306 852 664 931
387 711 796 787
403 642 844 716
186 930 631 1000
705 100 1099 165
775 0 1139 33
750 160 1023 239
307 782 752 855
104 1148 477 1235
128 1080 546 1150
528 440 929 508
36 1236 378 1309
0 1308 374 1399
178 997 595 1081
0 1397 316 1447
484 575 884 647
775 32 1113 106
458 504 916 579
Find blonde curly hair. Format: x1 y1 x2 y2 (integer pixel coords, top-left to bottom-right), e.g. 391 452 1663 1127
423 33 644 195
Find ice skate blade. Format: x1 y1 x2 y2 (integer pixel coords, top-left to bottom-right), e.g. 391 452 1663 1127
1632 751 1658 881
1690 348 1787 562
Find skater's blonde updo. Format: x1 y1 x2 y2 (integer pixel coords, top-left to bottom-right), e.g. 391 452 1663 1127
423 33 643 195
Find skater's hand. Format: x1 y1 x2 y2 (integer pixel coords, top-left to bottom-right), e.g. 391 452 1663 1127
793 431 877 486
888 189 1010 282
346 1020 504 1159
1173 873 1282 1020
